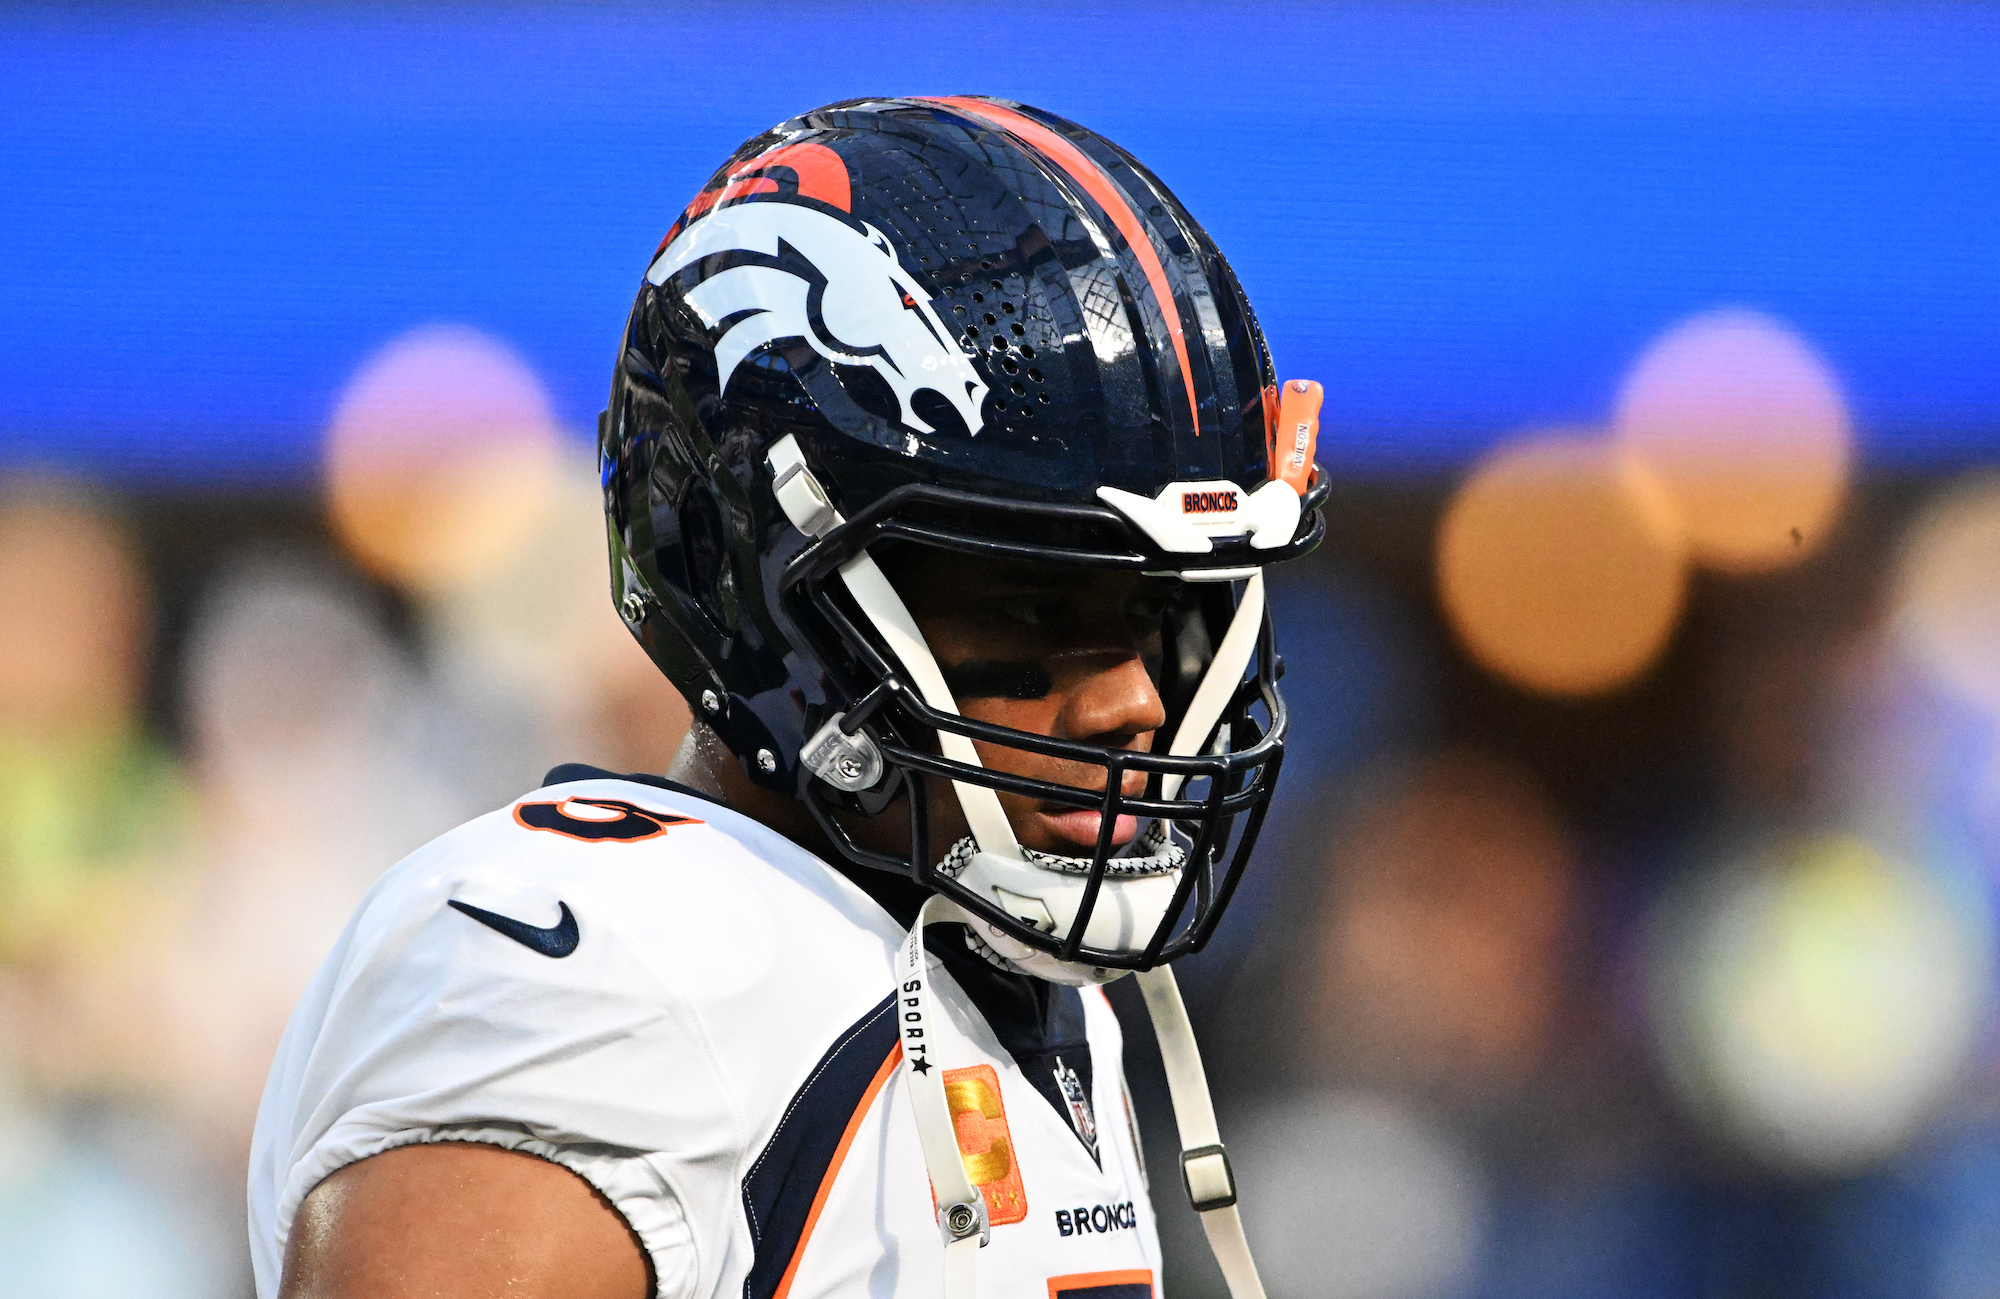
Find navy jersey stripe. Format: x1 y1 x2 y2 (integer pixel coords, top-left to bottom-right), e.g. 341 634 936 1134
741 991 900 1299
1048 1269 1155 1299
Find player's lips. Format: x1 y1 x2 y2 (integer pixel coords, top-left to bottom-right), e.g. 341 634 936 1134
1038 808 1141 853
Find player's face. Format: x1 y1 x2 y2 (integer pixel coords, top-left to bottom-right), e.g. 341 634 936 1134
885 548 1176 856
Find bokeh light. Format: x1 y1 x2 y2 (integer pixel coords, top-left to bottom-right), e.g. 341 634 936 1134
0 489 148 742
0 485 192 980
1648 834 1990 1173
324 325 566 594
1614 309 1853 574
1437 430 1687 697
10 9 2000 1297
1309 750 1577 1091
1234 1091 1486 1299
423 455 692 777
1893 474 2000 714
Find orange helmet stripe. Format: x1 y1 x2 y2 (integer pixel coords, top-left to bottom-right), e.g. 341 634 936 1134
924 96 1203 436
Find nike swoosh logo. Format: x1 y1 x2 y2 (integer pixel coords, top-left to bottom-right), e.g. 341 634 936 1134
448 899 580 959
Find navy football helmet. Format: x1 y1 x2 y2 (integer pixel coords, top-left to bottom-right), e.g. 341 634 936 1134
601 96 1325 978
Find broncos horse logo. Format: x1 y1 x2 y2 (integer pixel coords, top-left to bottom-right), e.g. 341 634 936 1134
646 142 989 437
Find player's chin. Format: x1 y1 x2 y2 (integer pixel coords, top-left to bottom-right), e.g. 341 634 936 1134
1028 807 1142 857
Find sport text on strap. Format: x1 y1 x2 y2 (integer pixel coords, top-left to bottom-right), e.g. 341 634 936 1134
899 894 988 1299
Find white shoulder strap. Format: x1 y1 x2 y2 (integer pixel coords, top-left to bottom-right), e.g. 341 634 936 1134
898 895 987 1299
1138 966 1269 1299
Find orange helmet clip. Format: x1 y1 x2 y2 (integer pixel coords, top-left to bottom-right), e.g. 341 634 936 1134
1273 378 1322 495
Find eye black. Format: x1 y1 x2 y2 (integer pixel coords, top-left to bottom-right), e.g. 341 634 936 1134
941 659 1054 701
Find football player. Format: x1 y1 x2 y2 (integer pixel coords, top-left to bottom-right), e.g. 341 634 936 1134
250 96 1327 1299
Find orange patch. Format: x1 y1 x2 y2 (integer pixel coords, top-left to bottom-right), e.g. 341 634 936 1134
1047 1268 1155 1299
942 1064 1028 1225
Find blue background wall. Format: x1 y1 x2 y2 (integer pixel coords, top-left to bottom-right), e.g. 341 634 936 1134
6 2 1998 482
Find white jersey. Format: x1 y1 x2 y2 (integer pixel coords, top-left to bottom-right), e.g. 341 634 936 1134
249 770 1162 1299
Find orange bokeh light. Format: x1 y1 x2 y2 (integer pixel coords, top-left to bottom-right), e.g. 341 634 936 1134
0 492 148 739
1614 309 1852 574
324 325 565 594
1437 430 1687 697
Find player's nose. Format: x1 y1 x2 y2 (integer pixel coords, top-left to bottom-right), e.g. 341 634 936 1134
1058 652 1166 752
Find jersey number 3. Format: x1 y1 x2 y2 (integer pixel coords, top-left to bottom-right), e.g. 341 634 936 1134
513 797 701 843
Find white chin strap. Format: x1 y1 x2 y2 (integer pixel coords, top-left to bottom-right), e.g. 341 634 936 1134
766 434 1270 1298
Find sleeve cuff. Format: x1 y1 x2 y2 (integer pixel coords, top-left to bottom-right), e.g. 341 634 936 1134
277 1122 697 1299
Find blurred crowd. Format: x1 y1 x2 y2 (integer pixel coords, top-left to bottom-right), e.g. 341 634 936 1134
1140 314 2000 1298
0 328 689 1295
3 319 1998 1297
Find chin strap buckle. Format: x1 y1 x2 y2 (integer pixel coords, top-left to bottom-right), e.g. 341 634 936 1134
801 713 885 791
1180 1143 1239 1212
938 1195 990 1248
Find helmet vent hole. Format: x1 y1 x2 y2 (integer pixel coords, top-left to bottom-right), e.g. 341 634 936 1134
910 246 1054 407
